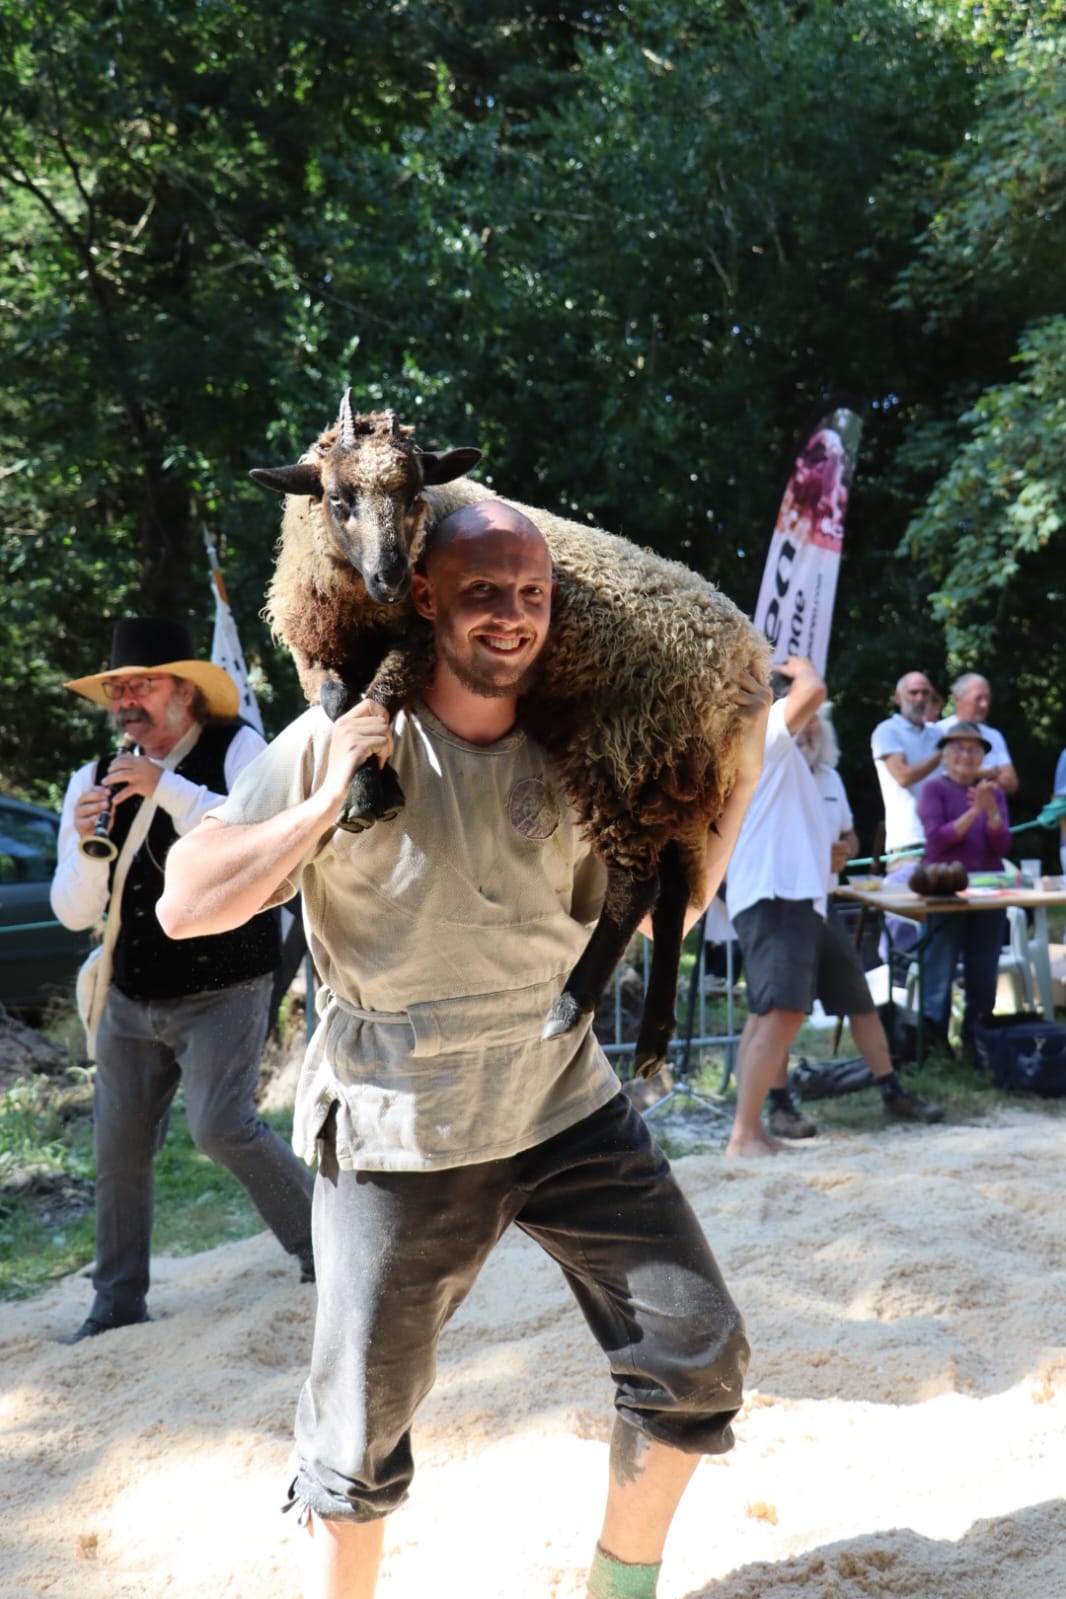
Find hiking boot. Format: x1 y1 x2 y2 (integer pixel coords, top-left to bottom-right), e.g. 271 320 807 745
766 1094 818 1139
884 1087 944 1124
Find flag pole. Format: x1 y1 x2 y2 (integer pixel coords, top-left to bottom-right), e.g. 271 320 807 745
204 525 265 735
204 525 230 606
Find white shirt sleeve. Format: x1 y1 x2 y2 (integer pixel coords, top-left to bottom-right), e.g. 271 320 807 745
870 716 904 761
830 767 854 833
49 724 268 929
764 697 793 761
50 763 111 930
985 726 1013 769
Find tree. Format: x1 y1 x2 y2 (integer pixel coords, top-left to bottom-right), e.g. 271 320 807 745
0 0 438 788
899 18 1066 806
2 0 1062 845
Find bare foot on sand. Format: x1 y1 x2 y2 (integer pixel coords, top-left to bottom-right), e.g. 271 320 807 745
724 1126 792 1158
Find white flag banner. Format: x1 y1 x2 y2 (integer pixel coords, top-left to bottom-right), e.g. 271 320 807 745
206 535 265 735
751 400 864 677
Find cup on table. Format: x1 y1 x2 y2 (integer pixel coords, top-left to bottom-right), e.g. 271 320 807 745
1020 858 1042 885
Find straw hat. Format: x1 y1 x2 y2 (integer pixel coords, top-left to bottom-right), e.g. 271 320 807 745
64 617 240 719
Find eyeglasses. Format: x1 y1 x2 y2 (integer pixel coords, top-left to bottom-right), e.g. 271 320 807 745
101 675 167 702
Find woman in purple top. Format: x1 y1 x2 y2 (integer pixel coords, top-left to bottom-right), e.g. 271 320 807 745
917 721 1011 1059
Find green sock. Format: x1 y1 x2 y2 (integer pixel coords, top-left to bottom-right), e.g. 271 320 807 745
587 1543 661 1599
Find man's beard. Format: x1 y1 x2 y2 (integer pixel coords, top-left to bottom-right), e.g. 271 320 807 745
435 636 541 700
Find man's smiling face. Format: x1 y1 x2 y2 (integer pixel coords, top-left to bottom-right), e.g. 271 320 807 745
414 515 554 700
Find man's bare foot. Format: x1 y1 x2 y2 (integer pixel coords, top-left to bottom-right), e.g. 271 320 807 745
724 1126 791 1158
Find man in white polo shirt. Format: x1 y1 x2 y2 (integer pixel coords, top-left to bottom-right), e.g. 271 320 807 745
870 671 943 858
938 672 1018 796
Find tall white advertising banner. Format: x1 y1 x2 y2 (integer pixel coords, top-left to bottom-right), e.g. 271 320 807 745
751 401 864 675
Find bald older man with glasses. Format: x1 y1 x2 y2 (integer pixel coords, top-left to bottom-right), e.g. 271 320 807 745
51 617 314 1344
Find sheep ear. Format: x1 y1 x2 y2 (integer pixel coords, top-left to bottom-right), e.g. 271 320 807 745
249 463 324 499
419 447 482 486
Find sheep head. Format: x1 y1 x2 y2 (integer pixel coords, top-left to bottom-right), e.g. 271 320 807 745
251 390 482 605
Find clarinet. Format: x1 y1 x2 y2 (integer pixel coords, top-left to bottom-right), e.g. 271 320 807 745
78 736 136 861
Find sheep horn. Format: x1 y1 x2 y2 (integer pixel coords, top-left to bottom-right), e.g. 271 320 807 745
338 387 357 448
384 409 399 436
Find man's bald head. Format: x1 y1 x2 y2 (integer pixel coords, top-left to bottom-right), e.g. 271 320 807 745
412 499 554 706
894 670 935 727
424 499 549 571
952 672 991 724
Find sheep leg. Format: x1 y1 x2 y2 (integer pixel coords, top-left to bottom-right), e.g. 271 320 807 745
541 863 658 1043
632 843 689 1079
319 679 405 832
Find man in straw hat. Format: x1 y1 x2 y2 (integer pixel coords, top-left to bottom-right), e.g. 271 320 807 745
51 617 314 1343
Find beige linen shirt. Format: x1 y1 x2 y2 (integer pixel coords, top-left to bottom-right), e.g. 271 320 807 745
214 703 619 1171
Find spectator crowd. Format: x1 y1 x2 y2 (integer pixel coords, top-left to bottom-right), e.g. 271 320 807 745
707 663 1066 1156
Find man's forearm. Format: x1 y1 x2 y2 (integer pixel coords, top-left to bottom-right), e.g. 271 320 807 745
157 794 336 938
160 702 393 936
988 763 1018 795
782 665 826 735
900 751 942 789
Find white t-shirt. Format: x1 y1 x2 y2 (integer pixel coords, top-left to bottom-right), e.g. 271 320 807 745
937 715 1013 772
810 763 853 891
870 712 941 854
726 698 832 922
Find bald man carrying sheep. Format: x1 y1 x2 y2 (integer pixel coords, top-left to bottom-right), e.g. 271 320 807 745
159 501 772 1599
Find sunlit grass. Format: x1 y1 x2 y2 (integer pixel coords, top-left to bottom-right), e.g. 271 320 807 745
0 1071 296 1301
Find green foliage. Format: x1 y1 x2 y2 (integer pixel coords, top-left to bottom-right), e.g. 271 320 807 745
895 19 1066 793
0 1068 297 1300
0 0 1063 841
0 1070 93 1185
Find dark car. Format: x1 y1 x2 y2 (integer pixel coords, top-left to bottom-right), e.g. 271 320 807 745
0 795 91 1016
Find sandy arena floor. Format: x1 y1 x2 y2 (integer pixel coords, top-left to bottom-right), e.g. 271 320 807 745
2 1106 1064 1597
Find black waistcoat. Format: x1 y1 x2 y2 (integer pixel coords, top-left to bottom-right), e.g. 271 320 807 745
98 720 279 1001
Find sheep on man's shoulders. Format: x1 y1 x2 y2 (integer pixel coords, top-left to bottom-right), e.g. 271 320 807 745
252 390 769 1075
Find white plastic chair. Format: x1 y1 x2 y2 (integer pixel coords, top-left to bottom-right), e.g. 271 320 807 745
998 904 1036 1010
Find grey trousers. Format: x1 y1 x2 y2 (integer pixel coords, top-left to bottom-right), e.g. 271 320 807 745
90 974 314 1326
291 1093 748 1522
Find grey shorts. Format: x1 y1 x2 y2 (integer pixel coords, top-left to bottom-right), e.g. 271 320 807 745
289 1093 749 1523
733 898 875 1018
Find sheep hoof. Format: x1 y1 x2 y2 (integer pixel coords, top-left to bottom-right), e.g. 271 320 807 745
541 992 586 1040
319 680 355 722
633 1051 667 1081
369 762 406 822
336 808 376 834
337 762 406 832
